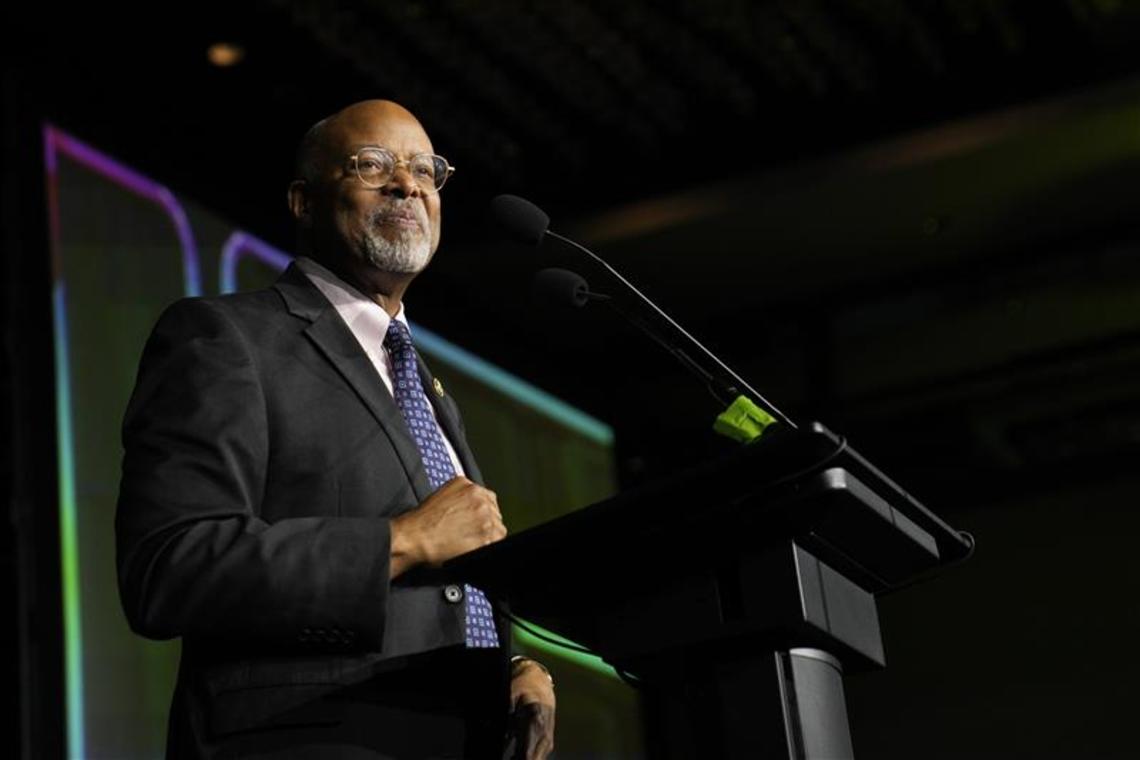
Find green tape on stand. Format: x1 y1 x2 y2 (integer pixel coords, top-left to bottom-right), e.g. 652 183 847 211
713 395 777 443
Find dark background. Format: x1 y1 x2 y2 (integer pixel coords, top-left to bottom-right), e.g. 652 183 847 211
6 1 1140 757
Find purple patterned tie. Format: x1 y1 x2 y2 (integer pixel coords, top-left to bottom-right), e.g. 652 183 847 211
383 319 500 649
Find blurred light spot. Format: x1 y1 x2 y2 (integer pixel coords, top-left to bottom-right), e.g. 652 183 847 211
207 42 245 68
575 195 725 244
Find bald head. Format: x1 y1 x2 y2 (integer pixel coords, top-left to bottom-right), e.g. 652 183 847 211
294 100 432 183
286 99 444 313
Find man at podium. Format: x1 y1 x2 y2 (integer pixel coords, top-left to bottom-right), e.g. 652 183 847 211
116 99 555 759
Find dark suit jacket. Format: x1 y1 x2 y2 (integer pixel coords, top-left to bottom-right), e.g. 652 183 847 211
116 262 511 758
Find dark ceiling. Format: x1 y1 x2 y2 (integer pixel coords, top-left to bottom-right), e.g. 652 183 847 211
12 0 1140 499
20 1 1140 230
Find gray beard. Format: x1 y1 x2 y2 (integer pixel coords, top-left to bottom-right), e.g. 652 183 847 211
360 225 431 274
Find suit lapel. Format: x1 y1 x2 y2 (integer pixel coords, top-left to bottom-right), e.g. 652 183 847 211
416 354 484 486
274 262 434 503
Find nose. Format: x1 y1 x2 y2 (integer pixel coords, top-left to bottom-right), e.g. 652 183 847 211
380 163 422 199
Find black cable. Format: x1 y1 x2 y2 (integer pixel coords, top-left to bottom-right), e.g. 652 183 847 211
763 434 849 490
601 299 734 407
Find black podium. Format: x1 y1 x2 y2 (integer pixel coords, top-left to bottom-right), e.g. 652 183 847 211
446 422 972 759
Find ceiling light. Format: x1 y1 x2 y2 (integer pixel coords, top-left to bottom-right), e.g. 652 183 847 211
207 42 245 68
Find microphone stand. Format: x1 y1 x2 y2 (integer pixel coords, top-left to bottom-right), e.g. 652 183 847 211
545 230 797 431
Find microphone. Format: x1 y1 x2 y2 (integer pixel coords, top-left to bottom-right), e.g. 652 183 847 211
491 194 549 246
496 194 796 429
535 267 735 399
532 268 609 308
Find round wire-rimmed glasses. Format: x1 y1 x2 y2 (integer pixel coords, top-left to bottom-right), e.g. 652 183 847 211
349 146 455 193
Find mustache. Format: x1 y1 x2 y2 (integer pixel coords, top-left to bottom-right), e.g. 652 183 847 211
369 202 428 231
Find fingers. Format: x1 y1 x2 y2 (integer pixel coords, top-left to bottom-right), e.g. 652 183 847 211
460 483 503 539
414 478 507 563
438 475 473 493
482 516 507 546
464 483 506 542
515 703 555 760
440 477 501 517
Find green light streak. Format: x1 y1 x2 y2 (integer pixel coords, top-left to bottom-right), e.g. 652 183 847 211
512 621 620 681
53 284 85 758
413 325 613 446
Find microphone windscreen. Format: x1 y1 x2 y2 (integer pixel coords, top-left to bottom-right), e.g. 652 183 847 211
533 268 590 308
491 194 549 246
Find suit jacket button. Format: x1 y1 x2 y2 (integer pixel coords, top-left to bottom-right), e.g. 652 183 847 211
443 584 464 604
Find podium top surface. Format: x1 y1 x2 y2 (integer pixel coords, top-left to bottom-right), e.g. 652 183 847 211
449 422 970 575
442 423 973 669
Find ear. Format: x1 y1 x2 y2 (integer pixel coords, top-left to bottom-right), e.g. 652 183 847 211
287 180 312 228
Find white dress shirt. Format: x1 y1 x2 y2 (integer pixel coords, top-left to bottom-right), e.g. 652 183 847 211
295 256 465 478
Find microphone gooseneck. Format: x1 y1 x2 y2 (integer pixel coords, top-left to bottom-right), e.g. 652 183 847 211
546 229 796 429
533 266 724 396
498 194 796 429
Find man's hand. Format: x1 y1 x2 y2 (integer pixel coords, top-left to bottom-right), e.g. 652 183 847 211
389 477 507 578
509 657 556 760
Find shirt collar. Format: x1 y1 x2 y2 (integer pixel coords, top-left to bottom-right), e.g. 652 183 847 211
294 255 411 349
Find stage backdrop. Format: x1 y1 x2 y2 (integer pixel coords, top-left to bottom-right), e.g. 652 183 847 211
45 124 642 759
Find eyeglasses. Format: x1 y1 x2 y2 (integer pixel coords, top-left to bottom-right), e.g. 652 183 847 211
348 146 455 193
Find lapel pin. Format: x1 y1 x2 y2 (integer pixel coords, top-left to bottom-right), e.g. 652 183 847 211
433 377 445 397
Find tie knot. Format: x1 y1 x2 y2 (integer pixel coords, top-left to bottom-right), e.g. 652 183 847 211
383 319 413 352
